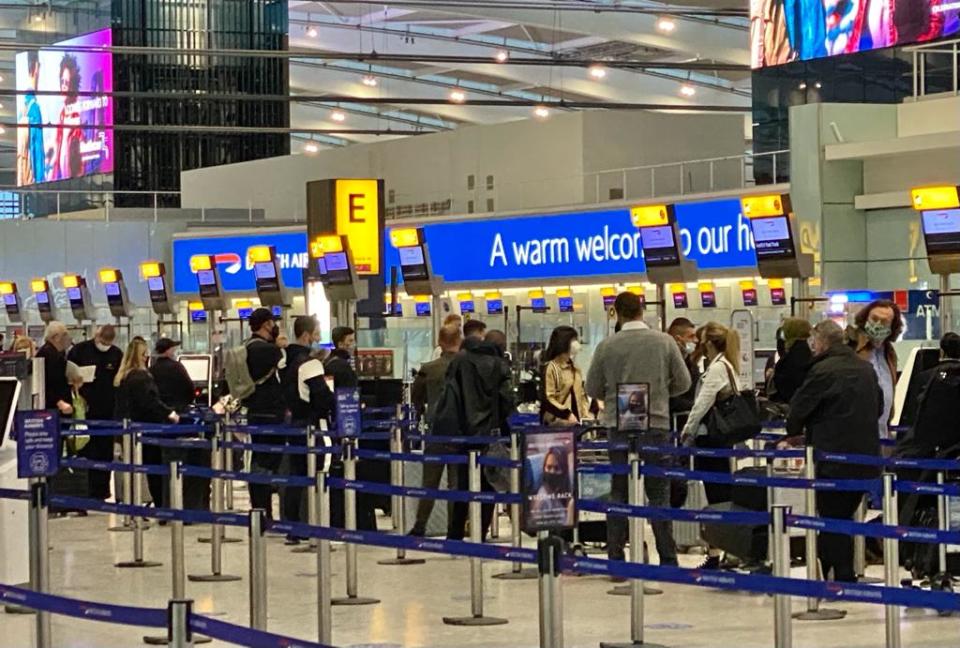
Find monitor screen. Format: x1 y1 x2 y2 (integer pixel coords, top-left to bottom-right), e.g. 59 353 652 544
190 310 208 323
197 269 216 286
67 287 82 301
105 283 120 297
742 289 759 307
640 225 681 267
3 294 16 306
415 301 431 317
392 302 403 316
317 257 328 275
179 356 211 383
238 307 253 320
147 276 165 292
751 216 796 259
700 291 716 308
0 378 19 447
486 299 504 315
922 209 960 255
531 297 547 311
399 246 429 281
254 262 276 280
399 246 425 266
770 287 787 306
36 292 49 305
558 296 574 313
673 292 689 309
324 252 353 285
460 300 475 314
271 306 282 318
602 295 616 308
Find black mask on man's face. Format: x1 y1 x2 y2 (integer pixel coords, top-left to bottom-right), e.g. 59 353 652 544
270 324 280 340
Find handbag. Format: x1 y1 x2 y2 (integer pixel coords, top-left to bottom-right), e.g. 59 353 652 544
706 361 762 444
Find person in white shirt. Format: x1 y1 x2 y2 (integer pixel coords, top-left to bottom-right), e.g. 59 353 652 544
679 321 742 570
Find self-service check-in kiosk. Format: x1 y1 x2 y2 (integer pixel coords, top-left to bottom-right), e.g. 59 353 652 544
309 234 368 330
631 203 698 330
390 227 445 343
912 185 960 333
247 245 289 310
141 261 183 341
190 254 227 353
0 283 24 324
30 279 56 323
61 274 96 324
99 268 131 320
741 194 814 282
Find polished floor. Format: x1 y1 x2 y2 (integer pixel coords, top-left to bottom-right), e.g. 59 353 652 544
1 493 957 648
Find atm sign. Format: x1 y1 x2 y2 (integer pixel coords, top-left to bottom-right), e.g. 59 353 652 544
335 179 381 276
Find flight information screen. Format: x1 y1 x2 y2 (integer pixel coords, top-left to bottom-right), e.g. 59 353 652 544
415 301 431 317
558 296 574 313
254 262 276 280
148 277 165 292
105 283 120 297
922 209 960 255
751 216 796 259
486 299 504 315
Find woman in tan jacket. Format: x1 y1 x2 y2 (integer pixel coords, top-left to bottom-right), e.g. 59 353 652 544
540 325 591 426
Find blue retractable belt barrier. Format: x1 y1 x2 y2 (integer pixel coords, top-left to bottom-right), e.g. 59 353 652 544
221 440 340 456
190 613 335 648
786 513 960 545
578 498 771 526
327 431 392 441
61 457 170 476
133 422 207 435
61 428 124 437
354 448 468 465
476 454 522 469
226 424 309 436
818 450 960 473
896 479 960 497
576 463 631 475
138 437 212 450
0 487 30 501
180 464 316 488
47 492 249 527
639 444 804 461
327 476 523 505
60 419 124 430
641 464 881 493
408 434 508 446
0 584 168 628
361 419 400 431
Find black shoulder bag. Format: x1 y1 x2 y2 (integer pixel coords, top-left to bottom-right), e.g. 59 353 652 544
706 361 762 445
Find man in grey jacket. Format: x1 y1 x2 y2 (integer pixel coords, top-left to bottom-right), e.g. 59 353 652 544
586 292 691 566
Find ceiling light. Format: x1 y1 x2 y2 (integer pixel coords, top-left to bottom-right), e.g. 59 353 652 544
306 25 318 38
588 65 607 80
494 50 509 63
680 85 696 97
798 82 807 90
814 81 822 89
33 13 44 23
331 110 346 122
361 75 378 87
449 89 466 103
533 105 550 119
656 17 676 33
304 142 319 154
0 126 6 135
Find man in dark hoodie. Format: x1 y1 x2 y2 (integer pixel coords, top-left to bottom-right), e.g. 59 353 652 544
771 318 813 404
433 329 514 541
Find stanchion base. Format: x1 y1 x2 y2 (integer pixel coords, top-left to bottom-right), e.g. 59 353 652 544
144 634 211 645
188 573 242 582
599 641 670 648
3 604 36 615
607 584 663 596
291 545 319 554
442 615 509 626
331 596 380 606
793 608 847 621
108 525 134 532
114 560 163 568
377 557 427 566
492 568 539 580
857 576 883 584
198 536 241 544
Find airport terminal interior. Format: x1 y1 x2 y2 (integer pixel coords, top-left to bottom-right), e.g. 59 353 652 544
1 0 960 647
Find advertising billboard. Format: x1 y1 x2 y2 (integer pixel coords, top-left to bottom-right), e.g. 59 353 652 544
16 29 114 186
751 0 960 68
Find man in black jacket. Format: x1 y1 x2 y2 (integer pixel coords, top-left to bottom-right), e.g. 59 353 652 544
324 326 358 389
243 308 285 517
37 321 73 415
787 319 882 582
771 318 813 404
150 339 195 412
897 332 960 457
434 329 514 541
67 324 123 499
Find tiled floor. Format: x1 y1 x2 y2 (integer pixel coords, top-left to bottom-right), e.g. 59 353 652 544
1 499 957 648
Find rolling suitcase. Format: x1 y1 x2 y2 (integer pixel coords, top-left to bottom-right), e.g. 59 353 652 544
673 479 708 552
700 502 767 562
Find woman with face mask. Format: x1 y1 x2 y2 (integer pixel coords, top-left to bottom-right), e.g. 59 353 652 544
852 299 903 438
540 325 591 426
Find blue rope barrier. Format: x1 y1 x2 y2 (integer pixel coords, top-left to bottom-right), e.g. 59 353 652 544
896 480 960 497
221 440 340 456
61 457 170 476
139 437 213 450
639 444 804 461
327 476 523 505
642 464 881 493
190 613 334 648
226 424 309 436
0 487 30 501
410 434 508 446
0 584 168 628
180 465 316 488
818 450 960 473
786 513 960 546
577 498 771 526
354 448 469 465
47 493 249 527
133 422 207 435
577 463 631 475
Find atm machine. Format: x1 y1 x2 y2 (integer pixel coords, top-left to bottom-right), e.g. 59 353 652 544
389 227 444 345
61 274 96 338
309 234 368 330
141 261 183 342
631 203 698 331
30 279 57 324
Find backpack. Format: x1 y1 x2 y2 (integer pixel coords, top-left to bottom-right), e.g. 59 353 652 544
224 338 276 402
914 363 960 450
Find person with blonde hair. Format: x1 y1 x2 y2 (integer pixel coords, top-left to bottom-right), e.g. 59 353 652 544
114 337 178 506
11 335 37 358
680 321 743 569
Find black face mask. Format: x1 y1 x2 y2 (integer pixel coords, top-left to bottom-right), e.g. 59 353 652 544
270 324 280 340
543 472 568 492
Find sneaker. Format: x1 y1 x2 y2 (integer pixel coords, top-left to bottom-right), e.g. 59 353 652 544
408 527 425 537
284 535 303 546
697 555 721 570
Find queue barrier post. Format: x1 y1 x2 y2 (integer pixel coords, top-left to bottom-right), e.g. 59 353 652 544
316 472 333 645
494 431 538 580
883 474 902 648
332 438 380 606
937 472 950 580
223 417 235 511
794 447 846 621
189 429 241 583
379 420 425 566
443 450 508 626
607 449 661 599
771 505 793 648
601 453 668 648
537 531 564 648
166 599 194 648
29 479 51 648
293 425 319 554
116 431 162 569
766 456 775 567
108 420 134 532
248 508 268 631
854 495 881 583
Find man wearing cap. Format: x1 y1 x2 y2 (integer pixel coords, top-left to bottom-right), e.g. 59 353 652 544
150 339 195 413
68 324 123 500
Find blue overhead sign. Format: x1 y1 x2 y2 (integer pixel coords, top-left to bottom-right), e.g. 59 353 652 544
384 198 758 284
171 198 758 292
172 231 309 295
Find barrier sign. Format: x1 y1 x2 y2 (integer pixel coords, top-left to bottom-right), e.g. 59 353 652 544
522 428 577 533
16 410 60 478
616 383 650 432
335 388 361 438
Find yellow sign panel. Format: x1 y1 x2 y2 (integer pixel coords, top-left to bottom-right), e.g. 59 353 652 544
62 275 79 289
389 228 421 249
247 246 273 264
741 194 786 218
99 268 118 284
911 186 960 211
190 255 212 272
767 278 784 289
600 286 618 297
556 288 572 298
31 279 48 293
698 282 714 293
0 282 14 295
627 285 645 296
335 179 381 275
630 205 669 228
140 261 162 279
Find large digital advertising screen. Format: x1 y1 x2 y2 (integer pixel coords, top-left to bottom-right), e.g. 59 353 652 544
16 29 114 186
751 0 960 68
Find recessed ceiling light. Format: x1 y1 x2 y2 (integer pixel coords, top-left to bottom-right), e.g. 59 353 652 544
306 25 318 38
361 75 378 87
798 82 807 90
814 81 822 89
656 17 676 33
494 50 509 63
331 110 346 122
304 142 319 154
449 89 466 103
588 65 607 80
680 85 696 97
533 105 550 119
33 14 44 23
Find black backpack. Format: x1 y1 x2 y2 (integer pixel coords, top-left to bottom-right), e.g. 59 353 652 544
913 363 960 451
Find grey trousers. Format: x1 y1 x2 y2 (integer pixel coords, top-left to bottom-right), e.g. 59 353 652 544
607 428 678 566
413 444 456 531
